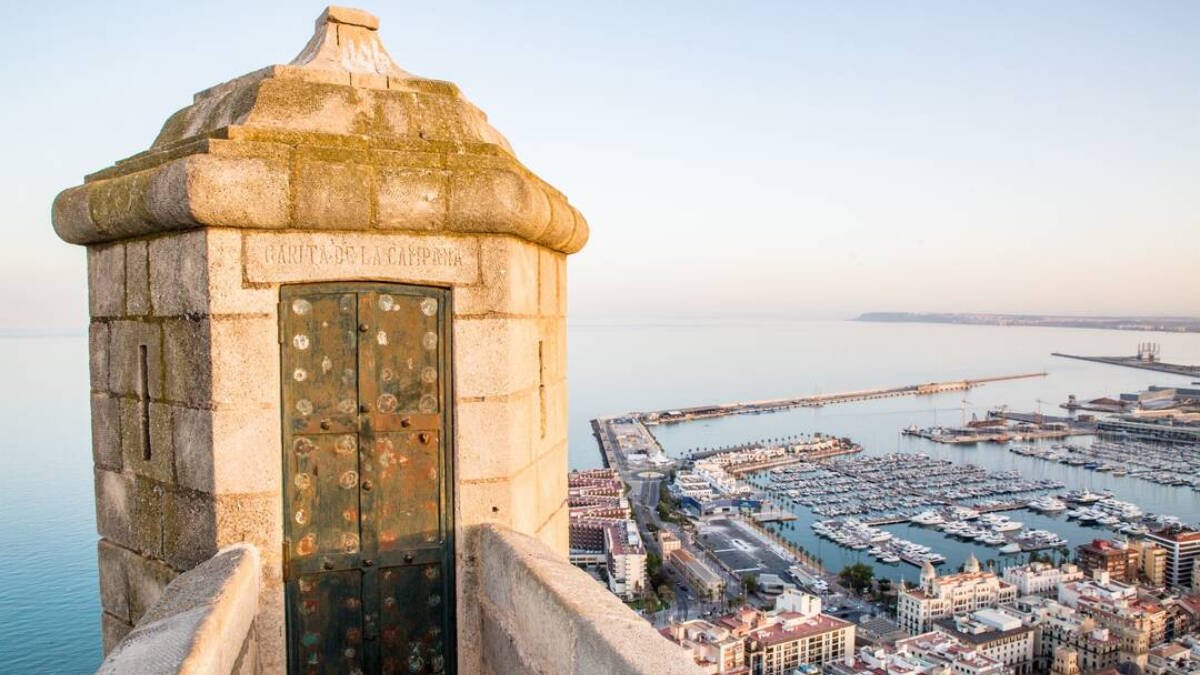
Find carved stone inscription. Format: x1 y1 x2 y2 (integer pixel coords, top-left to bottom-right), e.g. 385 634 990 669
245 232 479 285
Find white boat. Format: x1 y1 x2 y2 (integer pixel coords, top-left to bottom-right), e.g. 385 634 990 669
948 506 981 520
1029 496 1068 512
993 520 1022 532
1000 543 1022 554
1065 489 1104 504
881 554 901 564
910 510 946 526
1065 510 1082 519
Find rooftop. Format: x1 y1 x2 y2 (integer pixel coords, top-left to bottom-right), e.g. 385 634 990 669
749 613 853 647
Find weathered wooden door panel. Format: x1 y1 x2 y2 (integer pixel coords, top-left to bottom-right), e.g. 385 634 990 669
282 283 454 675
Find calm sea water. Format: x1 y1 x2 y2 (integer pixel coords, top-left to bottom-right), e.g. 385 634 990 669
1 321 1197 671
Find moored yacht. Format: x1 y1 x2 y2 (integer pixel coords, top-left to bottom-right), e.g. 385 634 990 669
910 510 946 526
1064 489 1105 504
1029 496 1068 512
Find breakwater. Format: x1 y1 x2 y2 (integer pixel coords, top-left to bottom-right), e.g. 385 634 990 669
640 372 1047 424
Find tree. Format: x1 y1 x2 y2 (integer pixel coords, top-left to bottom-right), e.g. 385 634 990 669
741 573 759 596
657 584 675 608
839 563 874 594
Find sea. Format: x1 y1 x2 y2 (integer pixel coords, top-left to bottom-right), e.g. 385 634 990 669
1 320 1197 672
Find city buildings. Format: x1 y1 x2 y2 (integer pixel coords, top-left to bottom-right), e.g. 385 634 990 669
1077 539 1141 583
830 631 1008 674
1146 640 1200 674
897 555 1018 634
661 620 749 674
1142 541 1170 588
1059 571 1166 666
664 592 851 675
567 469 648 600
1051 646 1082 675
1002 561 1084 597
743 611 854 674
932 608 1036 674
852 615 909 648
1005 596 1121 673
658 530 683 557
670 548 725 601
606 520 649 599
1145 526 1200 589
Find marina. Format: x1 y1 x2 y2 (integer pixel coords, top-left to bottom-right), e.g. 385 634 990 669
761 453 1062 519
1009 439 1200 488
586 326 1200 586
649 385 1200 582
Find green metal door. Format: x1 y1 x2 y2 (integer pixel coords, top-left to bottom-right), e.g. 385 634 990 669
281 283 455 675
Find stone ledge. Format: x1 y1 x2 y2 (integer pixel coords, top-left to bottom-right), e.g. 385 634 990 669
52 139 587 255
476 524 703 675
98 544 261 675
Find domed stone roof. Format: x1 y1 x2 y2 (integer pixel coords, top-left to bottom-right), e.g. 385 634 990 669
53 6 588 254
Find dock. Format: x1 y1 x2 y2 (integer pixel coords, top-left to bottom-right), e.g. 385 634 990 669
753 509 798 523
988 410 1097 434
640 372 1048 424
1052 352 1200 378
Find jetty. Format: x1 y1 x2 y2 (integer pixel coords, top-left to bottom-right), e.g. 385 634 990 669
1052 351 1200 378
640 372 1048 424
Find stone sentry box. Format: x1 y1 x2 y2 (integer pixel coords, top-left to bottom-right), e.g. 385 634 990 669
52 6 586 673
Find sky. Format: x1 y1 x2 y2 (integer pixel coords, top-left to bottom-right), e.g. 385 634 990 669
2 1 1197 332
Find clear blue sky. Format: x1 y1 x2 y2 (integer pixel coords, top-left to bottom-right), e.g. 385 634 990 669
3 1 1197 332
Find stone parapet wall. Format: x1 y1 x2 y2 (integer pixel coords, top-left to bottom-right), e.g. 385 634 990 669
99 545 261 675
474 524 705 675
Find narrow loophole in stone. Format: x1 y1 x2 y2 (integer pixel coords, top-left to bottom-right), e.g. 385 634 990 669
138 344 151 461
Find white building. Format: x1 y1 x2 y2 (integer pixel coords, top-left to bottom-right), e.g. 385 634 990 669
774 588 821 617
1057 570 1137 610
897 555 1018 635
1002 561 1084 597
604 521 647 599
934 608 1036 674
1145 526 1200 589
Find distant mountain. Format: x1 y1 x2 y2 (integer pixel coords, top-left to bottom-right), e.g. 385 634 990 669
855 312 1200 333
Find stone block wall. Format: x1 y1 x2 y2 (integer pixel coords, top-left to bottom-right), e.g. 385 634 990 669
88 225 569 671
88 228 283 658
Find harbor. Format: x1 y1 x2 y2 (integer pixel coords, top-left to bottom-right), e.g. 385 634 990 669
760 453 1063 520
1010 439 1200 488
647 375 1200 582
593 355 1200 584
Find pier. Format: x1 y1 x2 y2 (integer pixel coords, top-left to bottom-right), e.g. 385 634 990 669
1052 352 1200 378
988 410 1097 432
640 372 1047 424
